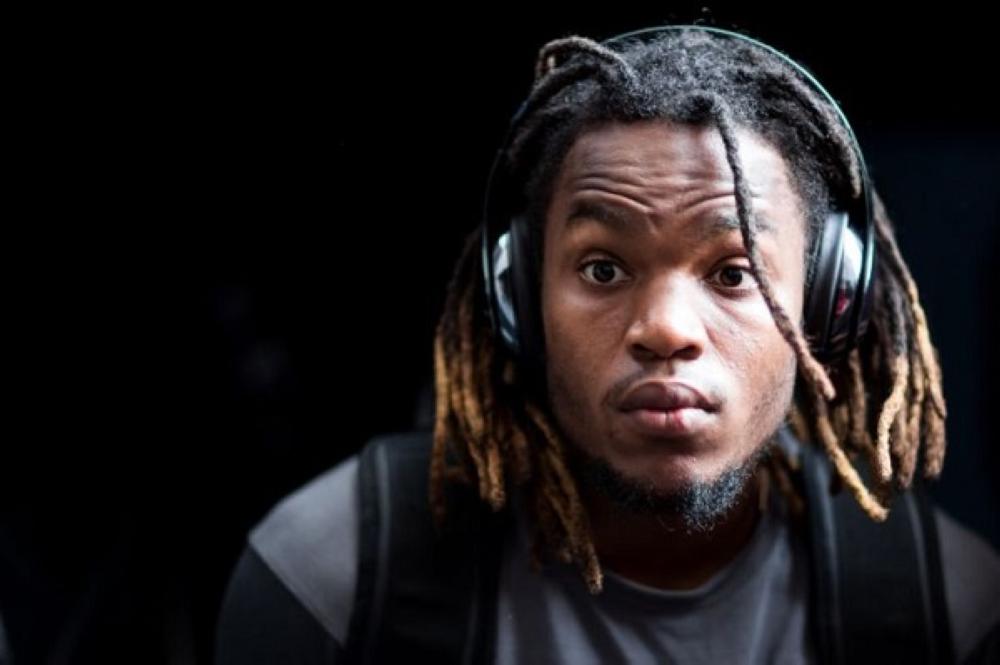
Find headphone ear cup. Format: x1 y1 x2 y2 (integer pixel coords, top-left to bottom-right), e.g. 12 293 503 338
490 228 521 355
804 210 848 363
507 214 545 374
804 209 874 364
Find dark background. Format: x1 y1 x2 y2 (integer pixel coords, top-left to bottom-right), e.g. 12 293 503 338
4 5 997 664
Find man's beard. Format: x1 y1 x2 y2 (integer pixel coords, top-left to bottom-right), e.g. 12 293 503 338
571 434 776 534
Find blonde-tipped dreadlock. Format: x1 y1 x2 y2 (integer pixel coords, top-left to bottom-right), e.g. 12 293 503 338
431 28 947 594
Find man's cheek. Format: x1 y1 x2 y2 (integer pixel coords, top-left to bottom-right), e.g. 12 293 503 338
546 312 588 369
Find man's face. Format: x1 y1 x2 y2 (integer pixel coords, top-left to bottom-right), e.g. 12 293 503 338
541 119 806 516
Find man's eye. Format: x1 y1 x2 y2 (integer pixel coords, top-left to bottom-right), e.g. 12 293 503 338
580 259 628 286
712 264 755 290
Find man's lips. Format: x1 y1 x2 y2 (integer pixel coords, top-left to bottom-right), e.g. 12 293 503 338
617 381 718 439
618 381 718 413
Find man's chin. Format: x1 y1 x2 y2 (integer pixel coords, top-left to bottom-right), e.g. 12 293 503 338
573 445 772 533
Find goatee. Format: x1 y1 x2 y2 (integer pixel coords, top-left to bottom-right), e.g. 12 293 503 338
571 438 775 534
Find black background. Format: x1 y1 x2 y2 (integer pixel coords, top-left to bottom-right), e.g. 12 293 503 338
4 4 998 664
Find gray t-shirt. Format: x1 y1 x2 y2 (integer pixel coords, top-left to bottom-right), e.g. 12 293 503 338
493 475 813 664
218 453 1000 664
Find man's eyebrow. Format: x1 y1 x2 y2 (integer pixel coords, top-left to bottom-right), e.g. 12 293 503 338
566 200 648 234
691 211 776 243
566 199 776 240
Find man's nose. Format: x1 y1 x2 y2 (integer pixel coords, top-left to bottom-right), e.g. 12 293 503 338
625 277 708 363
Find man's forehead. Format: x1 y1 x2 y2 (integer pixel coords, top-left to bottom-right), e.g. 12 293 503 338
564 197 779 241
556 120 796 201
545 121 803 239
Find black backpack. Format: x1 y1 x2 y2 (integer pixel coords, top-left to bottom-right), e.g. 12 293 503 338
343 426 955 665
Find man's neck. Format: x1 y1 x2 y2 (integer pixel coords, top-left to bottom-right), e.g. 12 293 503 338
580 470 766 591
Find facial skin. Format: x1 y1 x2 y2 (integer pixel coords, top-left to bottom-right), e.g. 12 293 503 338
541 119 807 550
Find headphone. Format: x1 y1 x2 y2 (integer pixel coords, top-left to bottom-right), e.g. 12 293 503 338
480 25 877 383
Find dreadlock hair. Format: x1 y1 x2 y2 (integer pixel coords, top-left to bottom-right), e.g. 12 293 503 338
430 28 947 595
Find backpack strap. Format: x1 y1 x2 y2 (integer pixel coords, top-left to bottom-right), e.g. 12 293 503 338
343 430 510 665
784 426 955 665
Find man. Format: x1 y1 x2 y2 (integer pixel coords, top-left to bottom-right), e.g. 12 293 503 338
215 26 1000 664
